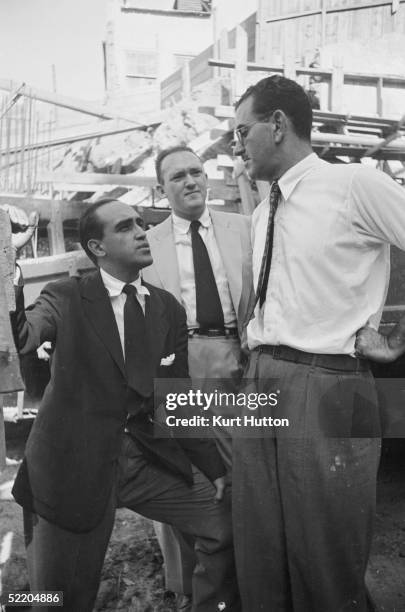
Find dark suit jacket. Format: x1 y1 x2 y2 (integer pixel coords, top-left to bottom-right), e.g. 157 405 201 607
11 270 225 533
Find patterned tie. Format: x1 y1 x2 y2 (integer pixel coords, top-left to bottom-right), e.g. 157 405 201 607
256 181 281 307
122 284 153 397
243 181 281 330
190 220 225 329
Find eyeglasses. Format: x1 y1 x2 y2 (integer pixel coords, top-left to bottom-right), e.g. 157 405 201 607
234 121 262 145
234 115 273 145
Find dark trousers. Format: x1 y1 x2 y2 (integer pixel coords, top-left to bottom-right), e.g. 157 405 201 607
154 334 243 595
24 433 239 612
232 350 381 612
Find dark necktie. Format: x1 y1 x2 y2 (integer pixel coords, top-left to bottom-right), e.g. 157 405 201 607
256 181 281 307
243 181 281 329
190 220 225 329
123 284 153 397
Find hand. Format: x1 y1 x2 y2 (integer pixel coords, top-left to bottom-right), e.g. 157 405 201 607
37 341 52 361
355 325 403 363
212 476 226 503
0 204 39 250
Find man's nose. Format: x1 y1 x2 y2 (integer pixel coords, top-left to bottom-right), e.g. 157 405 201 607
134 224 147 238
185 172 197 187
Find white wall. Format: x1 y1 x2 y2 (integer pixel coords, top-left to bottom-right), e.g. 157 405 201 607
114 10 212 85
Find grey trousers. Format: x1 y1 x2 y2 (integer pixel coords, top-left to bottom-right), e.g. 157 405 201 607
232 350 381 612
23 433 239 612
154 334 243 595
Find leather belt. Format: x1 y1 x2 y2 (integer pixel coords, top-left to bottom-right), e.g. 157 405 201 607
255 344 369 372
188 327 238 338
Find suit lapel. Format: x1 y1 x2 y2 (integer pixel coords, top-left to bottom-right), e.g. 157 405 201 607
80 271 125 378
211 210 242 316
149 218 182 301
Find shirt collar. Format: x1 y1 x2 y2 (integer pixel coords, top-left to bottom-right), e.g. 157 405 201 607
99 267 150 298
172 207 211 235
278 152 320 202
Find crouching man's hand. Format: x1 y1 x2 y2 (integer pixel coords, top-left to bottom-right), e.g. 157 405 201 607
213 476 226 503
0 204 38 251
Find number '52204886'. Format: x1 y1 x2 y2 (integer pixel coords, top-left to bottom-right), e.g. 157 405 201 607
0 591 63 607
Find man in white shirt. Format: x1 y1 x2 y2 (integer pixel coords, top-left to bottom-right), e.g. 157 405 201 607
143 146 252 610
233 74 405 611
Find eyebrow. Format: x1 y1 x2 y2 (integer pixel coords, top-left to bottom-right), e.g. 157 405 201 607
169 166 203 177
114 217 135 230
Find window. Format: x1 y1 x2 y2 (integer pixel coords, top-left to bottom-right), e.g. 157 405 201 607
125 50 158 78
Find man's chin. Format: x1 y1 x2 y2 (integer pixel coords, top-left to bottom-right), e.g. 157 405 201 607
246 163 267 182
138 253 153 269
244 159 255 178
186 201 206 217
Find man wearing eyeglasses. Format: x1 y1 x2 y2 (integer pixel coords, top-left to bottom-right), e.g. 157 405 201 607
232 74 405 612
143 145 252 611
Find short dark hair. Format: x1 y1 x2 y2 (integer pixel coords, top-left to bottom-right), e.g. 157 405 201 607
235 75 313 141
79 198 119 264
155 145 202 184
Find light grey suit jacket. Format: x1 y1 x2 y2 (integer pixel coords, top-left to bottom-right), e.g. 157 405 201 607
142 208 253 338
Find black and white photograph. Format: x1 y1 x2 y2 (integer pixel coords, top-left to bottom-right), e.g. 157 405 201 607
1 1 405 611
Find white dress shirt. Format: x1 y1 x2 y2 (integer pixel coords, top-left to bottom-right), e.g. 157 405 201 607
100 267 150 357
248 153 405 354
172 208 237 329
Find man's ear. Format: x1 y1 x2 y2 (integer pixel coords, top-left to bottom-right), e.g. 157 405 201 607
87 239 105 260
156 184 165 197
271 110 288 143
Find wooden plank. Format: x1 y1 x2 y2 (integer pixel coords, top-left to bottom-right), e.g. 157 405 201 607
213 106 400 133
0 118 160 156
38 171 240 195
0 395 5 472
331 59 345 112
0 196 90 222
18 252 93 280
19 252 94 305
233 159 255 214
234 26 248 99
208 58 405 85
16 391 24 420
283 21 296 79
0 78 140 124
265 0 405 22
47 201 65 255
363 114 405 156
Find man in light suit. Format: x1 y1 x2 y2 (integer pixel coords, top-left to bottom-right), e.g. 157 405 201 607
8 199 240 612
143 145 252 610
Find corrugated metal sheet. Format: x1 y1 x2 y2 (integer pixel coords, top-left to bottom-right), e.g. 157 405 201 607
174 0 206 12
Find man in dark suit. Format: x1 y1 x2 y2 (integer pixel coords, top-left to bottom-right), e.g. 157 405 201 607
9 199 239 612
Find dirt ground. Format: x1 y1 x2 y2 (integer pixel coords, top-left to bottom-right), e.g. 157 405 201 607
1 422 405 612
0 419 176 612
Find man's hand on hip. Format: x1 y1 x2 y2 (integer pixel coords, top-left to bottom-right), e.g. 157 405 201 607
355 325 403 363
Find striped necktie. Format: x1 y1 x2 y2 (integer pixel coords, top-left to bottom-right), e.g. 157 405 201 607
244 181 281 329
257 180 281 307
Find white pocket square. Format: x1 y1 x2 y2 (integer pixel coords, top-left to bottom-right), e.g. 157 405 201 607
160 353 175 366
